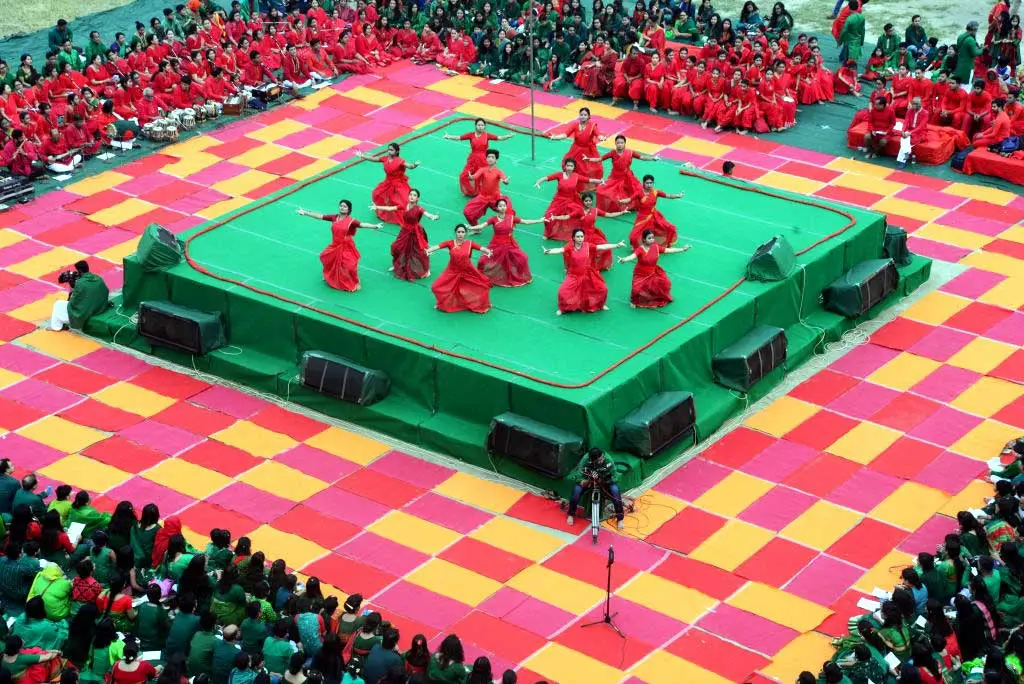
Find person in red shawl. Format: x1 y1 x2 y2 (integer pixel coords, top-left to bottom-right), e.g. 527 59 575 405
542 228 624 315
462 148 512 225
296 199 384 292
437 32 476 73
468 198 545 287
413 25 443 64
331 30 372 74
534 157 605 240
716 78 759 133
932 75 967 128
963 80 994 138
641 52 666 112
574 42 604 97
150 515 182 569
426 224 494 313
863 96 896 159
584 134 659 212
973 97 1012 148
548 107 605 189
618 229 692 309
897 96 930 168
393 20 419 59
612 46 646 107
564 193 629 271
357 22 393 67
444 119 513 196
379 188 438 282
359 143 420 225
834 59 862 96
625 174 684 247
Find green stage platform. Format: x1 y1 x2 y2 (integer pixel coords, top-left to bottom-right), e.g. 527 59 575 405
95 116 931 493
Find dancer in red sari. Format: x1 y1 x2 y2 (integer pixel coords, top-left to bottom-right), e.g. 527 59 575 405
618 229 691 308
542 228 623 315
296 199 383 292
548 107 605 188
375 189 438 281
565 193 628 271
462 149 512 225
534 158 604 241
584 135 659 212
359 143 420 226
444 118 514 196
624 174 684 247
427 225 494 313
468 198 544 287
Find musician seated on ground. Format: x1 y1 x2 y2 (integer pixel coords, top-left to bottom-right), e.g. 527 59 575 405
50 260 110 332
1 130 45 179
566 447 626 530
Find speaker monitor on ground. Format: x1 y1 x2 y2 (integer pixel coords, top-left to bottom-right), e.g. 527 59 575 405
137 301 226 355
713 326 788 393
487 413 585 479
136 224 184 272
300 351 390 406
613 391 696 459
823 259 899 318
746 235 796 282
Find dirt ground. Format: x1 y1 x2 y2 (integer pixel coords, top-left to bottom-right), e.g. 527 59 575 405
0 0 133 40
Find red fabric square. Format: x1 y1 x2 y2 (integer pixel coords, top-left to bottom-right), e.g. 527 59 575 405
151 402 236 436
177 501 260 539
0 397 44 430
249 405 327 441
788 369 861 406
734 538 817 586
871 393 942 432
450 612 547 664
179 440 263 477
944 302 1014 335
665 629 771 682
644 507 726 555
130 367 210 399
302 553 397 597
542 546 640 591
995 395 1024 430
246 177 295 200
827 518 909 568
206 136 265 159
272 505 362 550
36 364 118 395
334 469 423 509
991 349 1024 385
699 427 776 468
82 436 167 473
257 152 318 176
35 219 105 247
438 538 533 583
783 453 862 497
59 400 144 432
0 314 34 342
867 437 943 480
652 555 747 600
506 492 579 530
555 622 654 669
66 189 130 214
119 208 188 234
784 411 859 451
818 590 874 637
984 239 1024 261
870 317 934 351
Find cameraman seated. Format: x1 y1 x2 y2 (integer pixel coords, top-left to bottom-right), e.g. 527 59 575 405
566 447 625 530
50 260 110 331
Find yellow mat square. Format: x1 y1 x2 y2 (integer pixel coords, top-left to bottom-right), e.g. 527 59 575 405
247 119 309 143
829 171 905 197
161 135 220 157
196 196 252 220
41 454 131 493
782 500 862 550
761 633 835 683
6 292 66 324
456 101 517 121
524 643 624 684
869 482 949 530
628 490 686 537
88 198 157 227
960 251 1024 279
950 419 1022 461
565 101 622 119
743 396 820 437
939 480 993 516
7 246 87 279
299 136 358 159
507 564 606 615
827 422 903 465
947 337 1017 374
727 582 832 632
0 229 26 249
212 420 297 458
286 159 337 181
517 103 573 123
598 136 663 155
693 471 774 517
405 558 502 607
900 291 970 325
667 136 733 158
854 549 916 593
181 525 210 551
951 377 1024 417
616 571 718 623
248 525 329 570
17 329 101 361
239 461 327 501
161 152 222 178
689 519 775 571
143 459 233 499
871 196 946 223
826 157 895 177
1001 224 1024 243
229 143 293 168
425 78 489 101
18 416 105 453
367 510 461 555
211 170 279 197
96 238 141 264
93 382 178 417
754 171 824 195
979 277 1024 310
64 171 133 196
304 426 389 465
0 368 24 390
630 650 730 684
912 223 994 251
343 86 401 108
433 471 524 513
866 352 941 391
469 517 562 562
942 182 1018 204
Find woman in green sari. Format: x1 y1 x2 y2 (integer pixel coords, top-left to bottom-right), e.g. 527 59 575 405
205 529 234 572
67 492 111 542
211 566 247 627
877 602 912 662
106 503 138 554
469 36 500 76
132 505 160 572
11 598 67 651
88 532 118 587
957 512 991 557
80 619 125 683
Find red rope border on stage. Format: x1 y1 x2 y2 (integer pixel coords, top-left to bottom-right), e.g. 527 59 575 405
183 116 857 390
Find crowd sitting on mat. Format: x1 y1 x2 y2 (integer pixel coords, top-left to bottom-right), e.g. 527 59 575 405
0 462 526 684
798 438 1024 684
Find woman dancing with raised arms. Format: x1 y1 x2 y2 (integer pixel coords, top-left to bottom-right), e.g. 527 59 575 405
467 198 545 287
618 229 691 309
583 135 661 212
296 199 383 292
426 224 494 314
542 228 624 316
624 174 684 248
548 107 605 189
534 158 604 241
358 143 421 226
564 193 629 271
371 188 438 281
443 118 514 196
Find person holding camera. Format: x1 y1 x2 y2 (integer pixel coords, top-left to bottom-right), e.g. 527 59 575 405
566 448 625 530
50 260 110 332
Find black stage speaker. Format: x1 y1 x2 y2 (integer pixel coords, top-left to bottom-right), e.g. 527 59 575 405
823 259 899 318
137 301 226 355
0 176 33 205
613 391 696 458
713 326 787 392
486 413 584 479
300 351 390 406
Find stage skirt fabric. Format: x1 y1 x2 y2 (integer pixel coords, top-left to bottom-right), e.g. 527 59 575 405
320 237 361 291
391 224 430 281
478 233 532 287
431 240 492 313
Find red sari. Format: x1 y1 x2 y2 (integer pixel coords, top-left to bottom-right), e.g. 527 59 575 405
575 51 602 96
568 207 613 271
371 157 411 225
595 149 643 212
630 244 673 308
431 240 492 313
562 120 603 186
558 242 608 313
318 215 363 292
457 131 499 196
628 189 678 247
391 204 430 281
542 172 584 240
476 213 532 287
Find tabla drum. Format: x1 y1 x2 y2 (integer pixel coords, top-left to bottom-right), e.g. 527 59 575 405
181 108 197 130
194 106 207 122
205 102 220 118
142 122 155 139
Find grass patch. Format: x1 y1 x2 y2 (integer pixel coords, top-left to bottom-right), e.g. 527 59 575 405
0 0 135 40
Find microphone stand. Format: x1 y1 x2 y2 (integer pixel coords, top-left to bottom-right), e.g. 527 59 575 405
581 545 623 637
